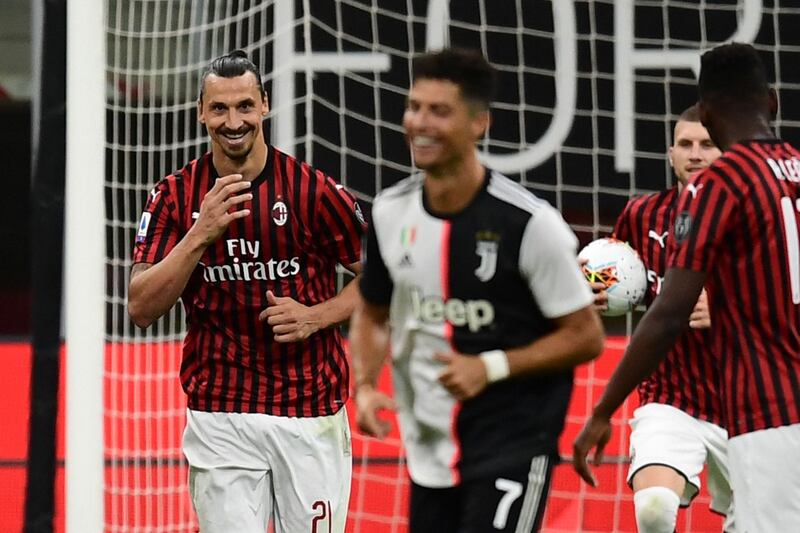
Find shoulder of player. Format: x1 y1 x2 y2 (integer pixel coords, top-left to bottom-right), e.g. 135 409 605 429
624 189 673 212
707 141 785 183
485 170 551 218
372 174 424 211
146 158 196 202
270 146 324 181
269 145 355 210
695 152 755 195
158 153 209 188
270 146 352 200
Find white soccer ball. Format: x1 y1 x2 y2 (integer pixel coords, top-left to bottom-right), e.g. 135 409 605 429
578 238 647 317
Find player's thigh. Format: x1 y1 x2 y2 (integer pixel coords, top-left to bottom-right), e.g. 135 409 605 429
268 408 352 533
698 419 734 519
460 455 553 533
627 403 706 504
182 409 271 532
189 465 270 533
728 423 800 533
409 482 461 533
182 409 268 469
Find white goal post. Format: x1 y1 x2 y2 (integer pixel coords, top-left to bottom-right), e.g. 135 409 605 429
65 1 800 532
65 0 105 531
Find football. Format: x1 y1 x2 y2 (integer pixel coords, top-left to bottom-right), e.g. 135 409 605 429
578 238 647 316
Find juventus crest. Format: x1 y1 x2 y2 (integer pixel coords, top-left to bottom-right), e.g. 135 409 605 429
474 240 499 282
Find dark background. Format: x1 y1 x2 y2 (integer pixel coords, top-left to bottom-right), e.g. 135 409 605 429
4 0 799 337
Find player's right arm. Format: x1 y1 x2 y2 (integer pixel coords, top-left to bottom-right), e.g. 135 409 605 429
350 299 394 438
128 173 253 327
349 207 396 439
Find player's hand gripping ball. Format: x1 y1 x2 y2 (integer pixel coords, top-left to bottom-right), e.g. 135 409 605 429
578 238 647 317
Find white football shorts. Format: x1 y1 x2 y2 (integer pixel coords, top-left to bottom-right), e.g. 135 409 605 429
182 407 352 533
727 422 800 533
627 402 732 516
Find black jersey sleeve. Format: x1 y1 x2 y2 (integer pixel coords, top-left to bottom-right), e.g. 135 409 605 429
359 215 394 306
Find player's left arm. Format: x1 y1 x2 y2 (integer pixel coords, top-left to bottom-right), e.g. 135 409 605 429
572 266 705 486
258 262 362 342
350 298 395 438
259 172 367 343
436 304 604 400
350 202 396 438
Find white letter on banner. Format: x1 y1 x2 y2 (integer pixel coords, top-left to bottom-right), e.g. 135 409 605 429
614 0 762 172
426 1 576 174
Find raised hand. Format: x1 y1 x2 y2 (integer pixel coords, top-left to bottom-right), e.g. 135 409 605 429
188 173 252 247
259 290 321 342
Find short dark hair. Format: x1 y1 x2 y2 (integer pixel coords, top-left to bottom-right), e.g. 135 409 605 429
412 48 496 110
199 50 266 103
677 103 701 123
698 43 770 109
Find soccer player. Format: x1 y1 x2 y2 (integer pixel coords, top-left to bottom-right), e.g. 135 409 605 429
350 47 604 533
603 105 734 533
573 42 800 532
127 50 365 533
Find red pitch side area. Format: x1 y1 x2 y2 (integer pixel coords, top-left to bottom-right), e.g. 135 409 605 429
0 339 723 532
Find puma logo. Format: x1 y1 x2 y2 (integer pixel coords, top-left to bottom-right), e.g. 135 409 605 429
648 230 668 248
686 183 704 199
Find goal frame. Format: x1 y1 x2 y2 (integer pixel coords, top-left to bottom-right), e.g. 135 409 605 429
65 0 106 531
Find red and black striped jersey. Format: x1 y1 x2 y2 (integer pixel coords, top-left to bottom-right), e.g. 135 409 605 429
132 148 366 417
670 139 800 436
614 189 723 426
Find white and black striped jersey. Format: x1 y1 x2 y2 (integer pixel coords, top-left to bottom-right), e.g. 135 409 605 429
360 169 593 488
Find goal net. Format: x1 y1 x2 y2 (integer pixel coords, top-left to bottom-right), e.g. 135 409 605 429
90 0 800 531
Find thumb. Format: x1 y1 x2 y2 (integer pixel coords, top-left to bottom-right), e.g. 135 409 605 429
266 290 278 305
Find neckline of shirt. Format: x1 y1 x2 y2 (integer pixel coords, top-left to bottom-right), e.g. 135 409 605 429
208 143 275 189
420 167 491 220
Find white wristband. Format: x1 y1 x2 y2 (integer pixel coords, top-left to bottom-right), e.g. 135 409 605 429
479 350 510 383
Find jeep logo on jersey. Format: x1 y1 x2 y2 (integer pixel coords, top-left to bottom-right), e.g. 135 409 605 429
272 200 288 226
410 289 495 332
474 240 499 282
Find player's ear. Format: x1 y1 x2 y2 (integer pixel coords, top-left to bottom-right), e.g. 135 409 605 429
472 109 490 139
262 92 269 116
197 98 205 124
768 87 779 120
668 146 674 167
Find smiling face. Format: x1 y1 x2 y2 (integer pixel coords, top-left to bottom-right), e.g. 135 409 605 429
669 119 721 185
402 78 489 175
197 72 268 162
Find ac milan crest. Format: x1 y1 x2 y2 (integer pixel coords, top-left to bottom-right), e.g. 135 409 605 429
272 200 288 226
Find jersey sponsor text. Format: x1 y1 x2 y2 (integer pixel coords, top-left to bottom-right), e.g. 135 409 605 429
410 288 495 332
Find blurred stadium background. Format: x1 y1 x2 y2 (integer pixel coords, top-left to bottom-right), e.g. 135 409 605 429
1 0 797 531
